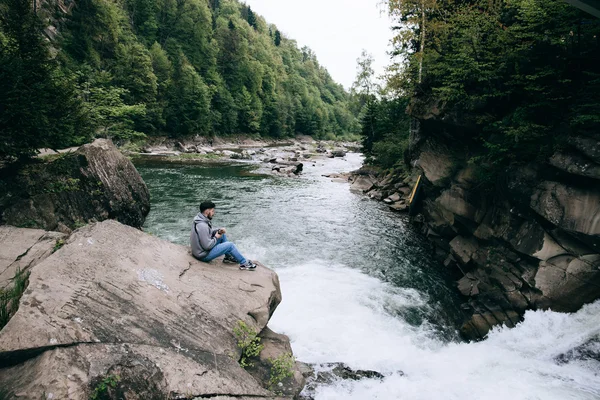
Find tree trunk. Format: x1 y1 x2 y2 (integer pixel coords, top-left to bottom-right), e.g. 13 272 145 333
418 7 425 84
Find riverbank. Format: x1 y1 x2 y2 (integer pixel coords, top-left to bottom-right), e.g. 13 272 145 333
124 136 360 177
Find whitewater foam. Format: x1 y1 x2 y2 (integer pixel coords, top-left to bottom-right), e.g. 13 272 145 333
270 261 600 400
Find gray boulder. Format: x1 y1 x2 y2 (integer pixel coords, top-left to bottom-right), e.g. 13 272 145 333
349 176 375 193
1 139 150 232
0 221 301 399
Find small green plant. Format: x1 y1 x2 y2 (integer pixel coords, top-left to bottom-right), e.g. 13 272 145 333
268 352 295 393
233 321 264 368
73 220 87 229
53 238 65 253
0 269 30 330
90 374 120 400
44 177 81 193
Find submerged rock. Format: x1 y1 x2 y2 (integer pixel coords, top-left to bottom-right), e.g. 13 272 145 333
1 139 150 232
298 363 389 399
0 220 301 399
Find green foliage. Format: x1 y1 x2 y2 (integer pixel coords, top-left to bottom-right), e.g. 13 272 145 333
0 268 29 330
89 374 120 400
386 0 600 168
233 320 264 368
358 96 410 167
0 0 358 161
53 238 65 253
268 352 295 393
0 0 89 160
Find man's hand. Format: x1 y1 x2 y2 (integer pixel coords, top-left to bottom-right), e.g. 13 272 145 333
218 228 226 234
215 232 222 239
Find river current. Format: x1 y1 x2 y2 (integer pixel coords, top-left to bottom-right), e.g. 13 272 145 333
138 153 600 400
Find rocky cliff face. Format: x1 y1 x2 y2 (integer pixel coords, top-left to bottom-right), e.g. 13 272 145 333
0 221 304 399
405 101 600 339
0 139 150 232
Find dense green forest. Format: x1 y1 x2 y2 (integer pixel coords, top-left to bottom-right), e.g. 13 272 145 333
0 0 359 159
360 0 600 173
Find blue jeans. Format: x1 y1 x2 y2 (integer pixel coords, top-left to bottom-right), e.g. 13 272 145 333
201 234 247 264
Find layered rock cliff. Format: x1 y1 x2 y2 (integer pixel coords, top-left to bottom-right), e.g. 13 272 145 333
0 221 304 399
406 101 600 339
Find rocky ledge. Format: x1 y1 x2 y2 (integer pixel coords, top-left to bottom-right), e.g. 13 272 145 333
0 139 150 233
380 102 600 340
346 116 600 341
0 220 304 399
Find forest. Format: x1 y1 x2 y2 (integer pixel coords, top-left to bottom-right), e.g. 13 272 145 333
0 0 359 159
360 0 600 173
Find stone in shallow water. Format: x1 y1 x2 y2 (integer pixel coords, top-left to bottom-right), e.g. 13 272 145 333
299 362 394 400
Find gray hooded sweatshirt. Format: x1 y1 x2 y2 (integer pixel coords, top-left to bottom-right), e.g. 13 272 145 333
190 213 219 260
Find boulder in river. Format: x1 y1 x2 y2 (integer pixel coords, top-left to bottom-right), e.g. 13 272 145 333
0 220 303 399
0 139 150 232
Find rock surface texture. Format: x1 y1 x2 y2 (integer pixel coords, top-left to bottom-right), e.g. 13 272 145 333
0 139 150 232
0 221 302 399
400 99 600 340
0 226 65 291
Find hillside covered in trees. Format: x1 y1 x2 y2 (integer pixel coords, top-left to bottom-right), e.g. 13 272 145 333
0 0 358 159
359 0 600 176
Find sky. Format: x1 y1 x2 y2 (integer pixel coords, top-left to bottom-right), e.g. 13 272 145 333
243 0 394 90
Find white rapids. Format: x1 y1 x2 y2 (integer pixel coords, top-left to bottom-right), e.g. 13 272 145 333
270 261 600 400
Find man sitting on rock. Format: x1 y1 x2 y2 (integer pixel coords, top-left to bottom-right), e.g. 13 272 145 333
190 201 257 270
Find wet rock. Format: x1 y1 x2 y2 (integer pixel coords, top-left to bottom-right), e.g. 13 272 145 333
460 310 521 340
247 327 305 398
388 192 401 202
570 134 600 164
0 220 299 399
549 151 600 180
534 254 600 312
415 139 456 186
1 139 150 231
368 190 384 201
350 176 375 193
299 363 389 400
389 202 408 212
556 337 600 364
449 236 479 266
332 149 346 158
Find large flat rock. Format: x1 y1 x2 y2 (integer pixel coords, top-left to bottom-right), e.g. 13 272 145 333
0 220 290 399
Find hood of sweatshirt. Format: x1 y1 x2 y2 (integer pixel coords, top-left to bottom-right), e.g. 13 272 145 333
194 213 212 227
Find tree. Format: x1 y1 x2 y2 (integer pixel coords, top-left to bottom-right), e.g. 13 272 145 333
165 57 211 136
246 5 256 28
350 50 378 112
274 29 281 46
388 0 439 85
0 0 88 159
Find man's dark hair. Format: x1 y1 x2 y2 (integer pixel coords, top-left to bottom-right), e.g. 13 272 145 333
200 201 216 213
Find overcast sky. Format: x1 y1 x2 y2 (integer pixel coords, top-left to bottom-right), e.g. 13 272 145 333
244 0 393 89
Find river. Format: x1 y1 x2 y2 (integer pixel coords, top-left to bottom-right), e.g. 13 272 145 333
137 153 600 400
